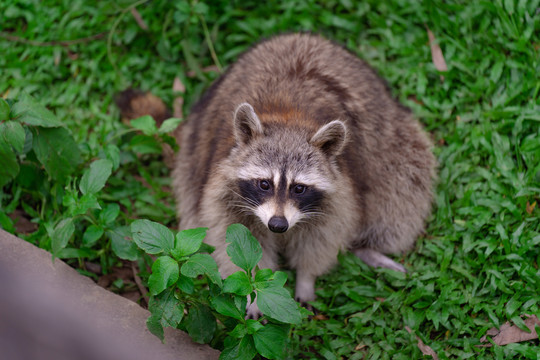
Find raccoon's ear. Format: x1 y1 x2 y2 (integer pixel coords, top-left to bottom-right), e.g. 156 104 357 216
233 103 264 145
310 120 347 157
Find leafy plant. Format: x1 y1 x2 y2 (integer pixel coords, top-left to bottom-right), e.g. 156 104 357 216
0 93 82 189
131 220 308 359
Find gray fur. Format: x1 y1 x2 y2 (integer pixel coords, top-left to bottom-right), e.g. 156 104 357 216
172 33 436 314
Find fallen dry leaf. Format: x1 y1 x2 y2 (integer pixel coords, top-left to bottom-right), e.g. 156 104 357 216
354 344 367 351
312 314 329 321
526 201 536 215
9 209 38 234
480 315 540 346
405 326 439 360
130 7 148 30
426 27 447 82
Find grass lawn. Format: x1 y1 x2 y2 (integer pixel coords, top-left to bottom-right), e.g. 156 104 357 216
1 0 539 358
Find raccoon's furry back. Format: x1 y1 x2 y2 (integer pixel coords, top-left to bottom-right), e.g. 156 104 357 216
174 33 435 256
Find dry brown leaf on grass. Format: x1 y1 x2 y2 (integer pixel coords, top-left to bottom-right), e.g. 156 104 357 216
130 7 148 30
405 326 439 360
526 201 536 215
9 209 38 234
480 315 540 346
426 27 447 82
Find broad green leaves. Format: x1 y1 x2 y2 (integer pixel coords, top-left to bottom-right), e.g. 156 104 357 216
51 218 75 257
158 117 182 134
0 137 19 188
252 324 290 359
32 126 82 182
131 219 175 254
131 222 303 359
11 93 63 127
171 227 207 258
107 226 139 261
223 271 252 296
226 224 262 273
1 121 25 153
181 253 222 286
255 282 302 324
80 159 113 195
149 256 179 295
130 115 157 136
0 93 83 189
0 98 10 120
185 304 216 344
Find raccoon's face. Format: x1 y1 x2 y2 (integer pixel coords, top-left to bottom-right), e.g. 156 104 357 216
230 103 347 233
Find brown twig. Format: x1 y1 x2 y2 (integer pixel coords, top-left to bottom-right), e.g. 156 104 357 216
0 31 108 47
131 262 150 306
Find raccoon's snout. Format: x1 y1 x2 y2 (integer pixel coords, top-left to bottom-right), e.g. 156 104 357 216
268 216 289 233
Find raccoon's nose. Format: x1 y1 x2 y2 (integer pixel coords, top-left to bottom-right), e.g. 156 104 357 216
268 216 289 233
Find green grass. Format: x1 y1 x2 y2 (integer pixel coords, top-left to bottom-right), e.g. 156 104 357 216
2 0 539 358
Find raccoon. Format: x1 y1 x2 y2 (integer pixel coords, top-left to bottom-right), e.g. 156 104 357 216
120 33 436 317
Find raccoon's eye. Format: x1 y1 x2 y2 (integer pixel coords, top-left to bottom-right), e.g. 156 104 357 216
259 180 271 191
293 184 307 194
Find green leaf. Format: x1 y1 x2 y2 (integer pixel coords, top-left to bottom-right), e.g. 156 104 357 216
147 314 165 342
185 304 216 344
56 247 98 259
77 193 101 213
51 218 75 256
272 271 288 287
82 224 104 247
253 323 290 359
223 271 253 296
149 256 179 296
180 253 222 286
245 319 264 335
107 226 139 261
234 295 248 315
148 288 185 328
210 294 245 320
171 227 207 259
79 159 113 195
0 121 25 153
129 134 162 154
0 98 10 121
229 323 248 339
32 126 82 182
158 117 182 134
64 191 101 216
11 93 63 127
254 268 273 282
226 224 262 273
104 144 120 170
130 115 157 135
99 203 120 224
0 211 15 233
131 219 175 255
256 284 301 324
220 335 257 360
177 274 194 294
0 138 19 188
